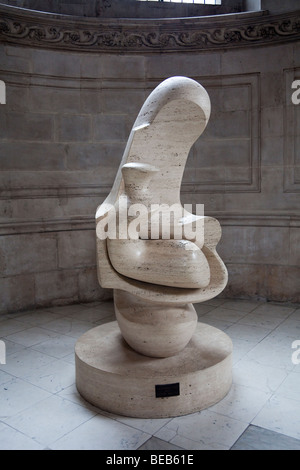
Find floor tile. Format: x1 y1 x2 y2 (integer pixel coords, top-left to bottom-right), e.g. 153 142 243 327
44 304 91 316
199 317 234 331
11 310 62 326
115 415 172 435
0 319 28 337
203 307 248 323
193 303 216 316
221 300 260 313
0 314 10 322
154 411 248 450
64 306 115 323
0 421 44 450
1 348 55 379
272 318 300 338
230 338 258 365
246 334 296 371
275 372 300 402
23 358 75 393
4 394 97 446
208 383 271 423
5 326 59 348
138 436 183 450
252 395 300 440
50 414 150 450
200 298 226 307
231 425 300 450
57 383 102 413
233 358 288 393
31 334 77 359
0 377 51 419
41 317 94 338
289 309 300 321
62 352 76 365
237 312 285 330
3 338 26 357
1 298 300 450
0 369 14 386
251 303 296 318
79 301 103 308
226 323 271 343
94 315 116 326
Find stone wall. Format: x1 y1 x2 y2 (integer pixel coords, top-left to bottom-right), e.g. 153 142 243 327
0 4 300 313
1 0 299 18
0 0 244 18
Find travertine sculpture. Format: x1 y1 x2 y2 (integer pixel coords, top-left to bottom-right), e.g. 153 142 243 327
75 77 233 418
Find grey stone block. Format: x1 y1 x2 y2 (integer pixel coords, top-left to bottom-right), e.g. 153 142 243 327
102 89 145 116
101 55 145 80
261 72 284 108
145 53 221 79
261 106 284 138
93 114 128 142
290 228 300 267
5 85 30 112
35 270 79 307
30 86 81 114
5 112 53 141
66 142 124 173
218 225 290 265
0 233 57 276
56 115 92 142
0 46 32 73
222 264 267 300
266 265 300 303
78 267 109 303
204 109 249 139
0 142 66 170
191 139 250 171
261 137 283 166
0 274 35 314
80 89 104 114
32 49 81 77
80 55 102 79
58 230 96 269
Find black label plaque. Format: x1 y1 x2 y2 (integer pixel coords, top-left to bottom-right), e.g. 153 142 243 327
155 382 180 398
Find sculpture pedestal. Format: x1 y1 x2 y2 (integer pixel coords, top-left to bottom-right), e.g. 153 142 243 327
75 321 233 418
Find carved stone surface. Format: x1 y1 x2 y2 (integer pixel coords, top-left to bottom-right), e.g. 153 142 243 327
75 77 233 417
0 4 300 52
95 76 228 310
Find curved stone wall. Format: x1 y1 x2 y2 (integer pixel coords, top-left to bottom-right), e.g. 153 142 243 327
0 0 244 18
0 4 300 312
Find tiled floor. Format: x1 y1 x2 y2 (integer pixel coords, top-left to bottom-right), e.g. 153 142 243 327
1 298 300 450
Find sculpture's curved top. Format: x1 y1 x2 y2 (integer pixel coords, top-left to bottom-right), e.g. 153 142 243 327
97 76 210 218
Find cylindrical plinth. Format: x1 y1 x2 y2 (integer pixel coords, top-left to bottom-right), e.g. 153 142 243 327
75 321 232 419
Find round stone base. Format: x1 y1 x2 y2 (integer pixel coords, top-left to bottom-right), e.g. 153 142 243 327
75 321 233 419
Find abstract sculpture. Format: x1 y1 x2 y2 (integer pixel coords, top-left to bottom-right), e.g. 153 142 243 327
75 77 233 418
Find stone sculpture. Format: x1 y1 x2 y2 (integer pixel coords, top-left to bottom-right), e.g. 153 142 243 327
75 76 233 418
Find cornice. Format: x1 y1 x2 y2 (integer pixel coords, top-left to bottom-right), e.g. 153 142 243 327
1 212 299 236
0 4 300 53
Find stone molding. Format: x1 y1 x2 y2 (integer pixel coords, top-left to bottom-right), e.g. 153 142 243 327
1 213 299 236
0 5 300 53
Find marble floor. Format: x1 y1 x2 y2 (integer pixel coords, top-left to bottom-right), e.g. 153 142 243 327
0 297 300 450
